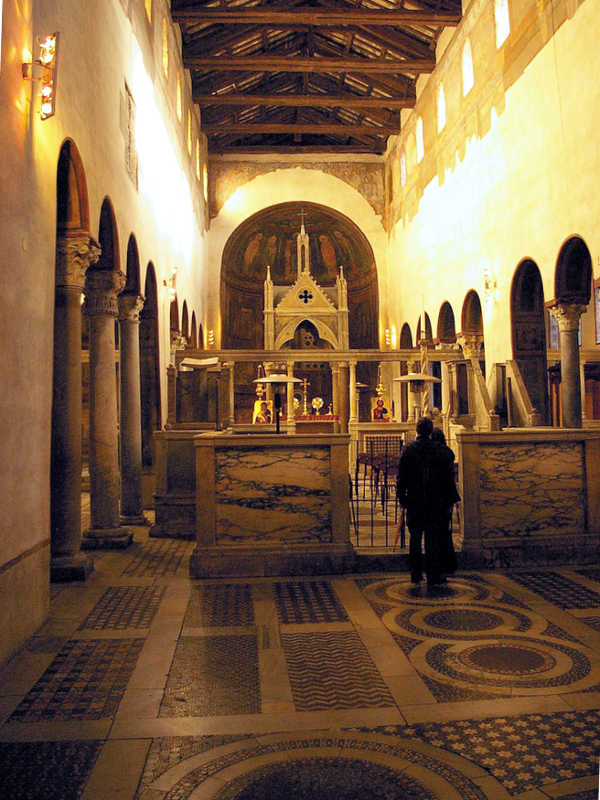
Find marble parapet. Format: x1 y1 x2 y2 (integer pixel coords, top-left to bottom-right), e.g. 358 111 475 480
457 428 600 568
191 433 353 577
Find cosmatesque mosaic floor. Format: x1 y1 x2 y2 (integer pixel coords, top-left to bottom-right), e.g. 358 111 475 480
1 528 599 799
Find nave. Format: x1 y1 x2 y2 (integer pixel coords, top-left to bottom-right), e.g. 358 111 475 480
1 524 599 800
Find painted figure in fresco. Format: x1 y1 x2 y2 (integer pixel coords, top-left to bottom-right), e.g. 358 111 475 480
396 417 460 589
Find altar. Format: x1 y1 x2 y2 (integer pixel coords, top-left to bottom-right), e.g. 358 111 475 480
189 432 353 577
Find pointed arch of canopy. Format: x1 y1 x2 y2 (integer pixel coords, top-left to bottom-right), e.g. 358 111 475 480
274 317 337 351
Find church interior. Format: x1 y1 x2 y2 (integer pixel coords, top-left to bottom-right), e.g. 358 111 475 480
1 0 600 796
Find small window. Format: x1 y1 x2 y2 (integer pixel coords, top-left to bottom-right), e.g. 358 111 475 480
400 152 406 186
548 311 559 350
495 0 510 48
203 163 209 202
437 85 446 132
462 39 474 96
195 139 201 180
162 18 169 77
416 117 424 163
187 109 192 154
123 83 138 188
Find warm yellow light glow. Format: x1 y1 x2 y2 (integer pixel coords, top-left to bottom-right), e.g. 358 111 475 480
195 139 201 180
462 39 474 96
437 85 446 132
162 18 169 77
144 0 152 23
203 163 208 202
416 117 424 163
131 47 195 263
391 325 397 349
187 109 192 154
223 187 244 213
38 34 55 65
495 0 510 48
176 73 182 120
400 152 406 186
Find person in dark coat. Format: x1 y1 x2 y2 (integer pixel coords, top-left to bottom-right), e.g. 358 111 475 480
430 427 460 579
396 418 460 588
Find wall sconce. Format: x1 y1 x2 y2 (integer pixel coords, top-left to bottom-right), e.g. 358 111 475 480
207 329 215 346
22 34 58 120
384 328 391 347
483 265 498 299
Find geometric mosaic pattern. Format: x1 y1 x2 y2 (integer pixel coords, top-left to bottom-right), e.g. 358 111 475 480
215 756 438 800
9 638 144 721
356 575 600 702
121 538 193 577
281 631 394 711
138 734 489 800
0 740 103 800
184 583 254 627
79 585 165 629
160 635 260 717
136 734 252 795
507 571 600 608
395 709 600 795
274 581 348 624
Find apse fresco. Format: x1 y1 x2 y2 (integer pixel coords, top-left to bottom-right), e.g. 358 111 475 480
221 202 378 349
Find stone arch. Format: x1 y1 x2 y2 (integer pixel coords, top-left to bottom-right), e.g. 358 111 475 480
511 259 549 423
220 201 378 350
124 235 141 294
51 139 93 578
140 263 161 468
170 296 179 333
555 235 592 305
437 301 456 343
461 290 483 335
190 311 198 349
95 197 120 272
416 312 433 342
399 323 413 349
56 138 89 234
181 300 189 343
274 317 337 351
198 322 204 349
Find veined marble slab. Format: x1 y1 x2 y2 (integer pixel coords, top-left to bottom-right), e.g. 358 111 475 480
479 442 585 538
214 446 332 544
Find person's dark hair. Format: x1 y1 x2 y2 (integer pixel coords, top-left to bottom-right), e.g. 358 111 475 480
431 428 446 445
416 417 433 438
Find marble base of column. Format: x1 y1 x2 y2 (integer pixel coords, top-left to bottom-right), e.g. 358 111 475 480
120 513 150 526
82 527 133 549
50 553 94 582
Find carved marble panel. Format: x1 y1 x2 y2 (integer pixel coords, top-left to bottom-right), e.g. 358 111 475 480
214 446 332 544
479 442 585 538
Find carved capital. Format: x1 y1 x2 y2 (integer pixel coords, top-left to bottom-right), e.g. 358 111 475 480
84 270 126 318
118 294 145 323
548 302 586 333
56 234 101 290
457 332 483 360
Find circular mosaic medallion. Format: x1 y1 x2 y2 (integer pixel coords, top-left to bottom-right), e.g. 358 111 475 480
424 609 504 632
458 644 555 675
216 757 436 800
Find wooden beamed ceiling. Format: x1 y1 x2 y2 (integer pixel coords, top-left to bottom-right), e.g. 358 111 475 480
171 1 462 155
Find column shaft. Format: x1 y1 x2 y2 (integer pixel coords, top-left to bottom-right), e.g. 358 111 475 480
552 303 585 428
50 234 99 580
84 269 132 548
119 295 146 523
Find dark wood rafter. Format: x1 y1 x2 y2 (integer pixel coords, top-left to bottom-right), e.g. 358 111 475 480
172 0 461 153
183 55 437 73
172 8 461 26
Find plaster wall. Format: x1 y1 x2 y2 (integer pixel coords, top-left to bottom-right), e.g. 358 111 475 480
386 0 600 369
0 0 207 663
205 166 387 347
